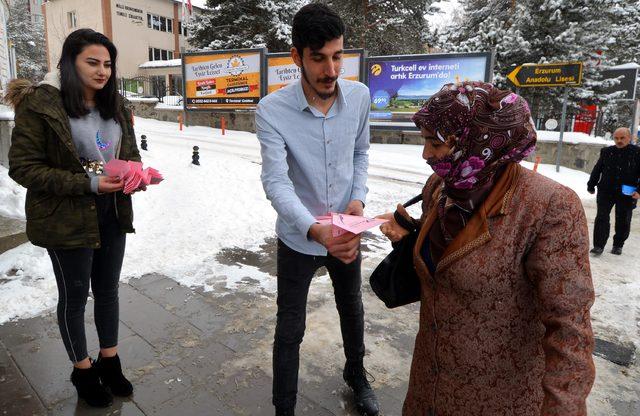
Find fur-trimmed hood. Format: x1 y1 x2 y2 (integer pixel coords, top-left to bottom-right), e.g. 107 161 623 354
4 71 61 109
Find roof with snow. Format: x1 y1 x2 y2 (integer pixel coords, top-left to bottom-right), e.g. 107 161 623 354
139 59 182 69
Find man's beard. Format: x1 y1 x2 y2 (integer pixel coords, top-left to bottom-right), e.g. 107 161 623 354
301 64 338 100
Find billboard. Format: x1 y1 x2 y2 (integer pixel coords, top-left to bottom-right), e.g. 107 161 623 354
365 52 493 129
266 49 364 94
600 66 639 100
182 48 266 110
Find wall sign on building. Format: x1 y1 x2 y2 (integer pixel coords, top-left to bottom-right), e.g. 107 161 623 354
182 48 265 110
115 3 143 23
266 49 364 94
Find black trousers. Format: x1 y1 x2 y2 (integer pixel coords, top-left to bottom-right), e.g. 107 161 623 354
47 194 126 363
272 240 365 409
593 193 635 249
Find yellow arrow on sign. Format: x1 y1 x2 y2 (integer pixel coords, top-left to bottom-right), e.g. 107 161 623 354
507 66 522 86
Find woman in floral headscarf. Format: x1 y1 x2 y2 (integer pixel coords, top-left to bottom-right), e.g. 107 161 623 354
378 82 595 416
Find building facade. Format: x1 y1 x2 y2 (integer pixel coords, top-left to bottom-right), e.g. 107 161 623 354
0 0 16 94
43 0 199 77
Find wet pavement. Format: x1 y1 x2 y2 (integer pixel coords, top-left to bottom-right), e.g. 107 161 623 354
1 231 639 415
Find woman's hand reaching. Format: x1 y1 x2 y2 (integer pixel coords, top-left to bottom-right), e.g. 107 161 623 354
377 212 410 242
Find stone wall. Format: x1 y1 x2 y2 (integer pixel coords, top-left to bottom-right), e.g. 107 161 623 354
128 100 256 133
367 129 606 174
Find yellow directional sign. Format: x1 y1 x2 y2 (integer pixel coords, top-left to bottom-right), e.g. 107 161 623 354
507 62 583 87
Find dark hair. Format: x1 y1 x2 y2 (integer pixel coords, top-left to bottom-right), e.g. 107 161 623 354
58 29 119 120
292 4 345 57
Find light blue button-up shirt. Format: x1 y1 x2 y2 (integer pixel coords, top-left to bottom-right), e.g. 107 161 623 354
256 78 371 256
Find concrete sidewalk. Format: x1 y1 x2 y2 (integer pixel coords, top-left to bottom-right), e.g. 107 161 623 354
0 215 27 255
0 269 414 416
1 231 639 415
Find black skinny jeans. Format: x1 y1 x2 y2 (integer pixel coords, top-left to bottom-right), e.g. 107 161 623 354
47 194 126 363
593 192 635 249
273 240 365 410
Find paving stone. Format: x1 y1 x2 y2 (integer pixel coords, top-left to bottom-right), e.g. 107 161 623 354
126 273 167 289
118 284 202 349
213 366 272 415
161 337 235 383
0 313 59 350
0 346 46 416
149 387 232 416
46 396 145 416
7 328 76 406
132 277 226 333
128 365 193 414
594 337 636 367
89 334 161 382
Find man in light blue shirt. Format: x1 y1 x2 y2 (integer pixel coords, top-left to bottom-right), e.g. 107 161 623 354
256 4 378 416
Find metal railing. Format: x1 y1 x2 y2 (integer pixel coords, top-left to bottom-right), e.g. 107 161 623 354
118 77 183 108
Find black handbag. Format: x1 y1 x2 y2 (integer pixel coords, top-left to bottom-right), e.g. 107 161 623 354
369 195 423 308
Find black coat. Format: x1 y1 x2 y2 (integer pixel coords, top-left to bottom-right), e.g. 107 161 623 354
588 144 640 198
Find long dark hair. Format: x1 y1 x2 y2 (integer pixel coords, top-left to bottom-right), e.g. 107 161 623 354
58 29 119 120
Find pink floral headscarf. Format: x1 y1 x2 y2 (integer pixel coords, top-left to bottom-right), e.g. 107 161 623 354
412 81 537 191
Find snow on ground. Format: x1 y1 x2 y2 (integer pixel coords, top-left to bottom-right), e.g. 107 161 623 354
536 129 610 145
0 165 25 219
0 118 633 357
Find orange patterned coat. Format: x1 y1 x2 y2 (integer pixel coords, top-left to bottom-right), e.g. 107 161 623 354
401 163 595 416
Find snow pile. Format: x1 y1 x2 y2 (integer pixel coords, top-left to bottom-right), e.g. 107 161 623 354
0 105 14 121
536 130 610 145
0 165 25 219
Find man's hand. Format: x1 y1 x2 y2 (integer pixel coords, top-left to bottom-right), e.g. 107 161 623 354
587 187 595 195
632 191 640 200
309 223 361 264
378 212 410 242
98 176 124 193
344 200 364 216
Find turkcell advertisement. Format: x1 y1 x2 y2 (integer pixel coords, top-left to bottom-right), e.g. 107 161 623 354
182 49 265 110
266 49 364 94
366 52 493 129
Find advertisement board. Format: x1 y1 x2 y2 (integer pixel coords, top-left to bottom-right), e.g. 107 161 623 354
365 52 493 129
182 48 266 110
266 49 364 94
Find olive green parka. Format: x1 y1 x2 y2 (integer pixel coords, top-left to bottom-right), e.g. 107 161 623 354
6 72 141 249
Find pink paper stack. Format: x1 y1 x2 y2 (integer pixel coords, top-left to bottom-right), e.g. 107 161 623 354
104 159 164 194
316 213 388 237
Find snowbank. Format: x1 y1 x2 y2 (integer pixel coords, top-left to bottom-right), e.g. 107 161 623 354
0 165 25 219
536 130 610 145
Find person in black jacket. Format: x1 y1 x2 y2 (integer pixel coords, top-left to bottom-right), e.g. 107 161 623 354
587 127 640 255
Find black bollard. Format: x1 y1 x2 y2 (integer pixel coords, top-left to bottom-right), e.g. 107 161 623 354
140 134 148 151
192 146 200 165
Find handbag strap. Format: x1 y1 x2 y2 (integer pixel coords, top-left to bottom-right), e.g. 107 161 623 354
402 194 422 208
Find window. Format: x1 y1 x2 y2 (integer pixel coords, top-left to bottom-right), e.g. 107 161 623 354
67 11 77 28
147 13 173 33
148 47 175 62
178 22 187 36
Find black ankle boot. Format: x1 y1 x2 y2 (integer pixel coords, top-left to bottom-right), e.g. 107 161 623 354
95 353 133 396
275 406 295 416
70 364 113 407
343 363 380 416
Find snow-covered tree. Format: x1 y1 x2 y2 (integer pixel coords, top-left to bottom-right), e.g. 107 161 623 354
438 0 635 120
188 0 306 52
322 0 432 55
7 0 47 81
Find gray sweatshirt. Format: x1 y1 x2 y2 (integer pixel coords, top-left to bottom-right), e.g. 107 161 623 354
69 108 121 193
